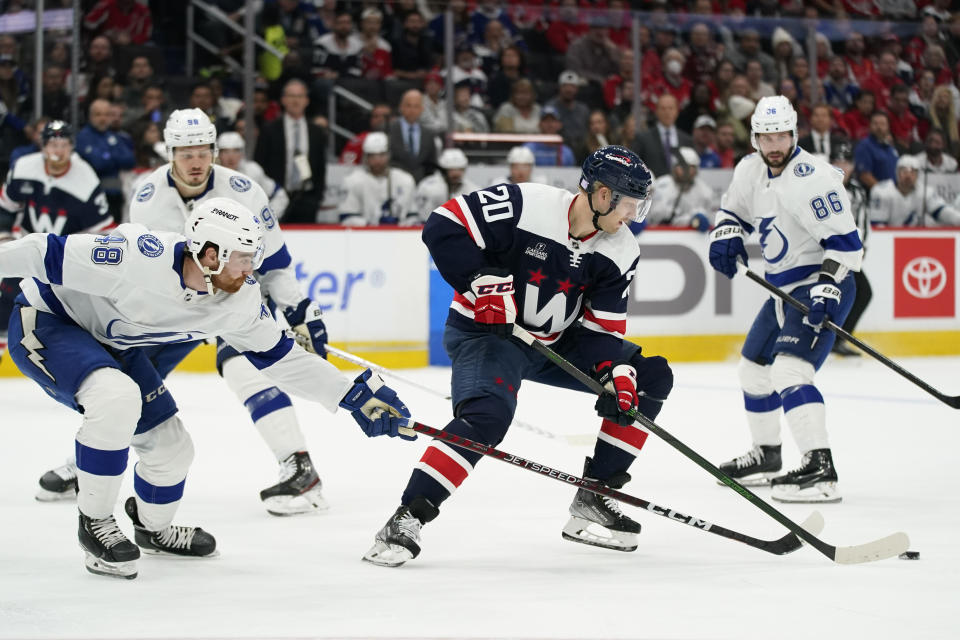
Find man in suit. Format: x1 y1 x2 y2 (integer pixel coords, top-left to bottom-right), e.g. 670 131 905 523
632 94 693 178
798 103 848 161
387 89 439 182
254 79 327 224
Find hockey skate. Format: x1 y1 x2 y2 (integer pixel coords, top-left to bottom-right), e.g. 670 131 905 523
124 497 218 557
362 497 438 567
259 451 329 516
78 511 140 579
36 458 78 502
717 444 782 487
562 459 640 552
771 449 841 503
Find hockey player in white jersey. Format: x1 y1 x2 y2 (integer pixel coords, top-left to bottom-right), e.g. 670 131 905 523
708 96 864 503
870 154 960 227
414 148 479 218
646 146 716 230
216 132 290 220
0 197 413 579
339 132 417 226
490 145 546 186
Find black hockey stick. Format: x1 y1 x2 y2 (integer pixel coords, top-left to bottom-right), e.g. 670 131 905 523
509 325 909 564
737 263 960 409
405 421 822 556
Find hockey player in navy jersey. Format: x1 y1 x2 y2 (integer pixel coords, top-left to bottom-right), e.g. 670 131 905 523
0 120 110 383
363 146 674 567
0 197 413 579
708 96 864 503
36 110 332 515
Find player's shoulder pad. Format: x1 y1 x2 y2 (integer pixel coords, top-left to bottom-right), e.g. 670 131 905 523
214 165 268 201
10 152 45 179
593 226 641 275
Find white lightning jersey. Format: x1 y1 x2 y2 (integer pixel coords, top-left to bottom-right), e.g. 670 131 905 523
129 164 304 310
0 225 352 411
237 159 290 219
870 179 960 227
414 173 480 224
715 147 863 289
647 174 717 227
340 167 417 225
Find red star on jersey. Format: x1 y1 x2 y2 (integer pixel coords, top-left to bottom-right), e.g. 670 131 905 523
556 278 575 294
528 268 547 285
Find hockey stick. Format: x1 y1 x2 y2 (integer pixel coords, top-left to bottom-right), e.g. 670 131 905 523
325 344 596 445
736 262 960 409
407 420 823 556
509 324 909 564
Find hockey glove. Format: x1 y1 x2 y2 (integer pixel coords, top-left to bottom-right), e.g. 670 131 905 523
690 212 711 233
708 221 748 279
593 360 639 426
339 369 415 440
283 299 328 358
470 269 517 339
806 277 842 330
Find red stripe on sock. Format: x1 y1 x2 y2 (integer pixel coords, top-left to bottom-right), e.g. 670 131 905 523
420 446 470 487
600 419 649 451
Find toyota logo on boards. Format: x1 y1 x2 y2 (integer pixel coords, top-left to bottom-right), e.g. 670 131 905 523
902 256 948 299
894 237 955 318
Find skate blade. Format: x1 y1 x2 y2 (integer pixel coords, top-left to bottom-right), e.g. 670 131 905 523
771 481 842 504
83 551 137 579
362 541 414 567
561 516 637 552
35 488 78 502
262 488 330 517
140 547 220 558
716 472 778 487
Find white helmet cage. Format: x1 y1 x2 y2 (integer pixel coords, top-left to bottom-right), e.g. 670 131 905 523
750 95 798 152
184 197 265 292
165 108 219 159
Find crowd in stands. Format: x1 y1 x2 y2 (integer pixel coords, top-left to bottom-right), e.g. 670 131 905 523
0 0 959 225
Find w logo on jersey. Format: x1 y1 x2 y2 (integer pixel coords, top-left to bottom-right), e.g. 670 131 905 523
523 282 581 335
26 203 67 235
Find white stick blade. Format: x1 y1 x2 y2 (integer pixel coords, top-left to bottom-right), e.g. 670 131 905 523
800 511 825 538
833 532 910 564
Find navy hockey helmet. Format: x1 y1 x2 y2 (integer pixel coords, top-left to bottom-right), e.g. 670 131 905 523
579 145 654 231
41 120 73 145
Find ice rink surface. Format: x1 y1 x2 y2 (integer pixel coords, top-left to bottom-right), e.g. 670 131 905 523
1 355 958 640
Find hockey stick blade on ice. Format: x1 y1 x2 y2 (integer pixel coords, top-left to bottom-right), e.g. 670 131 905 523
509 324 910 564
325 344 595 445
736 262 960 409
408 421 823 556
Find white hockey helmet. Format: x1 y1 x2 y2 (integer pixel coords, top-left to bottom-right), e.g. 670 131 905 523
165 108 218 157
506 145 535 166
184 196 265 293
362 131 389 155
438 147 468 170
217 131 245 151
676 146 700 167
750 95 798 149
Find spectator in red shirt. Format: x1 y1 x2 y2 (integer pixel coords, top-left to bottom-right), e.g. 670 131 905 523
715 121 737 168
906 15 944 68
921 45 954 86
340 103 392 164
860 52 901 112
603 48 633 110
840 89 875 142
684 22 721 84
84 0 152 46
544 0 587 55
358 8 393 80
843 32 874 86
885 84 918 152
644 48 692 112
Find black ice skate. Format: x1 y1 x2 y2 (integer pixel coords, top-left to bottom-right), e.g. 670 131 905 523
770 449 841 503
259 451 328 516
562 458 641 552
78 511 140 579
717 444 782 487
362 497 439 567
36 458 78 502
124 497 218 557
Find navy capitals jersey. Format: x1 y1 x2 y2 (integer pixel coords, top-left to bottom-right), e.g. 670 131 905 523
423 182 640 365
0 152 111 236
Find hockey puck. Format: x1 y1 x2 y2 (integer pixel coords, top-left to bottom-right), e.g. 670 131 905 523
898 551 920 560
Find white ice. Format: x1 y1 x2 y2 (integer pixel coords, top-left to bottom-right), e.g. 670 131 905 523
1 355 958 639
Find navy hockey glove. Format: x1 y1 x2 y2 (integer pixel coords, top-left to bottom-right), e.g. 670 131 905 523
806 277 842 330
283 299 328 358
690 212 711 233
470 269 517 339
593 360 639 426
708 221 748 279
339 369 416 440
